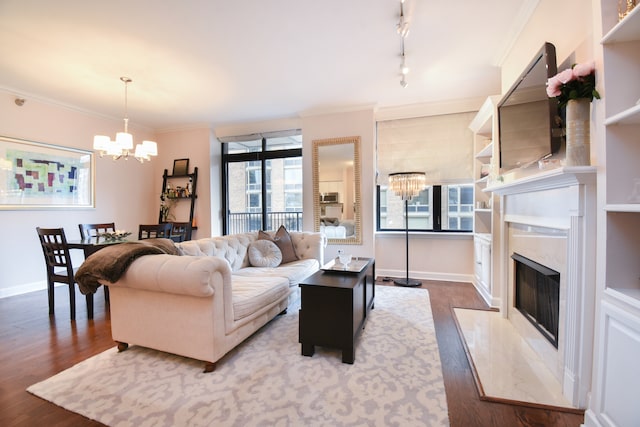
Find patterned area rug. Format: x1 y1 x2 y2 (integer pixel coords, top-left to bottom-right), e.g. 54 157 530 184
28 286 449 426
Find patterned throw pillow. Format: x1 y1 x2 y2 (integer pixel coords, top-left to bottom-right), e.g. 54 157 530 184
258 225 299 264
248 239 282 267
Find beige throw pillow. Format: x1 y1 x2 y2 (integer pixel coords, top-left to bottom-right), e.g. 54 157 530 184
258 225 299 264
248 240 282 267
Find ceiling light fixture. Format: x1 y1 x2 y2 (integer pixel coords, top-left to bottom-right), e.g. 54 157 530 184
93 77 158 163
397 0 410 88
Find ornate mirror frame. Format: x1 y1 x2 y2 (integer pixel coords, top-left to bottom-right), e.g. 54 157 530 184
312 136 362 245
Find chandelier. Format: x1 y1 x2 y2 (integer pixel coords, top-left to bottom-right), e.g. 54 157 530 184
93 77 158 162
389 171 425 201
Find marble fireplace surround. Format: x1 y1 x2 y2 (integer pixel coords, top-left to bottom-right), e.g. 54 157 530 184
489 166 596 408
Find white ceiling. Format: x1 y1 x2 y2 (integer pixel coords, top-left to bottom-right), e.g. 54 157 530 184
0 0 536 130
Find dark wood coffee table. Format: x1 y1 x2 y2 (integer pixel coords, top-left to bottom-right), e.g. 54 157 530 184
298 257 375 364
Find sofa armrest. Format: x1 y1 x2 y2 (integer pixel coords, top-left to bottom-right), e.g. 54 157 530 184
104 254 233 298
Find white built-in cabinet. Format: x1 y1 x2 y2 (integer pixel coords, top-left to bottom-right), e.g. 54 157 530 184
586 4 640 427
469 96 500 307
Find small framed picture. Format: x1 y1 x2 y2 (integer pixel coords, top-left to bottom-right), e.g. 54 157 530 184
172 158 189 176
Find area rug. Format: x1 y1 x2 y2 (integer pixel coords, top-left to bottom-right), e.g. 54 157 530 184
28 286 449 426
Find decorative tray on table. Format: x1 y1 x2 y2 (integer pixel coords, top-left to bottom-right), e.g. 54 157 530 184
98 231 132 241
321 258 368 273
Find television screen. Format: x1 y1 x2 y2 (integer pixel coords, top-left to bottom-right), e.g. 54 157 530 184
498 42 562 172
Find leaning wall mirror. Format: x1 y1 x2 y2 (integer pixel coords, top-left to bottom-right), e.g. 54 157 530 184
312 136 362 245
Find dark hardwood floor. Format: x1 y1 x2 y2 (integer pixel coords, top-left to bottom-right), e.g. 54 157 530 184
0 280 584 426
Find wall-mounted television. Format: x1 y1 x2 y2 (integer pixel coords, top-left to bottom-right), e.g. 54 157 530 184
498 42 563 172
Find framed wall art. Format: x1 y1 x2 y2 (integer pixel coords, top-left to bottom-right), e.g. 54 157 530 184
172 158 189 176
0 136 95 210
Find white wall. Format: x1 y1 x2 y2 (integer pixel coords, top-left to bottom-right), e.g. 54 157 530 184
302 109 376 261
501 1 595 97
155 127 214 238
0 91 158 297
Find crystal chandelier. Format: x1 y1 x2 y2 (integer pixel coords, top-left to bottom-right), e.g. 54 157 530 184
93 77 158 162
389 171 425 201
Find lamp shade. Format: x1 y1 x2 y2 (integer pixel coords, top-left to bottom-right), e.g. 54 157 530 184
141 140 158 156
389 172 426 201
116 132 133 150
93 135 110 151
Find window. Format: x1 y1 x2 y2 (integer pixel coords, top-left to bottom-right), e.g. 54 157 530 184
377 184 473 232
376 112 476 233
222 131 302 234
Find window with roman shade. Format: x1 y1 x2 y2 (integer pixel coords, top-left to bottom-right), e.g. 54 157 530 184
376 112 476 232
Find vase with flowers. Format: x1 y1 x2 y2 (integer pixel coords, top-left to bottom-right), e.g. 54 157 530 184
546 61 601 166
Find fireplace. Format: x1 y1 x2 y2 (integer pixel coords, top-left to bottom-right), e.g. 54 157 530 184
491 167 597 408
512 253 560 348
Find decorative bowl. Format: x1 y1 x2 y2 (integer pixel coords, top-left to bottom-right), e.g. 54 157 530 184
98 230 131 240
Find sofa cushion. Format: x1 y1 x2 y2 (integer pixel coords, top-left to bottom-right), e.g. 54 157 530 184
248 240 282 267
258 225 298 264
234 258 319 287
231 275 290 321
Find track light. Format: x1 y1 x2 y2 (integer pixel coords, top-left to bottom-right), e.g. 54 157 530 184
396 1 410 88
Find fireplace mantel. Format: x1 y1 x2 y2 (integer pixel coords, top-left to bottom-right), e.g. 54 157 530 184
488 164 597 408
485 166 596 196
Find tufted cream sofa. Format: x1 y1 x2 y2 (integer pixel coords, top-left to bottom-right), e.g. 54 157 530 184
105 230 324 372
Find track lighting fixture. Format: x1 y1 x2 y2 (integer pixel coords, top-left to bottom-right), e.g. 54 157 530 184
396 1 410 88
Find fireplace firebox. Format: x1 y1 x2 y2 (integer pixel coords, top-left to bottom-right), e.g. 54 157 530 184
512 253 560 348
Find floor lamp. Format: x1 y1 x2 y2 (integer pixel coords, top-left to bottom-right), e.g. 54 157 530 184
389 172 426 287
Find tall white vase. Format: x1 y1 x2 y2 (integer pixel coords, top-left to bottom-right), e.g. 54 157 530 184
565 98 591 166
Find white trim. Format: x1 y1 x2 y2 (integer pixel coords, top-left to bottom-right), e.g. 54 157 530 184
377 269 473 285
0 280 47 299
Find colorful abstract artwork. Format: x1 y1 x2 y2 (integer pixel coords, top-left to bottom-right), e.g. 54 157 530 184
0 136 94 209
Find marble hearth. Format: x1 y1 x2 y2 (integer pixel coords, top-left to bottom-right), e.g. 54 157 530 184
488 166 596 408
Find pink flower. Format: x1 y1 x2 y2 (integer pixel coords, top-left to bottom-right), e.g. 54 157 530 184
556 68 575 84
573 61 595 77
546 76 562 97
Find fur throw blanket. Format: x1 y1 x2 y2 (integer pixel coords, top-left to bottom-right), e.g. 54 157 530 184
76 238 180 295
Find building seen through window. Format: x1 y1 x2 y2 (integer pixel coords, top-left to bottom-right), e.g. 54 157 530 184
223 134 303 234
378 184 473 232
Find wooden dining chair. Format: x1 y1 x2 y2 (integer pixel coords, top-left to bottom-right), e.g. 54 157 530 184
77 223 115 304
36 227 94 321
138 223 173 240
78 222 116 239
169 221 192 242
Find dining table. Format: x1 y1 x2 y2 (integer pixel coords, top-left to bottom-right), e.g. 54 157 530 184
67 235 138 257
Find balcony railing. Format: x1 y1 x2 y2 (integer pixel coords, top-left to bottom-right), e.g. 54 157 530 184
228 211 303 234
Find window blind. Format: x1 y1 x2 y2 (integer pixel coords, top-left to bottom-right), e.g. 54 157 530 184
376 112 476 185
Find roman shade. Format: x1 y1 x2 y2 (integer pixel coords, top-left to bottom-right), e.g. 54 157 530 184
376 112 476 185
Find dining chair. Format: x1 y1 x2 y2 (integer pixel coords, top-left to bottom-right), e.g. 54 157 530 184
36 227 94 321
169 221 192 242
138 223 173 240
78 222 116 239
77 223 115 304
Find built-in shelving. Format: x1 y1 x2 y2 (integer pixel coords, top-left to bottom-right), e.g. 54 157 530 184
475 141 494 159
585 4 640 426
469 95 500 307
603 103 640 125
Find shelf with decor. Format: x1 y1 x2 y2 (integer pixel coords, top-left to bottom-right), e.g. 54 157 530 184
584 4 640 427
159 167 198 239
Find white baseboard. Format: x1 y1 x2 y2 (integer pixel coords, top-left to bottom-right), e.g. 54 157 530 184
376 268 473 285
0 281 47 299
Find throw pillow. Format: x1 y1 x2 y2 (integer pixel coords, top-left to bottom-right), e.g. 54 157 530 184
258 225 299 264
248 240 282 267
